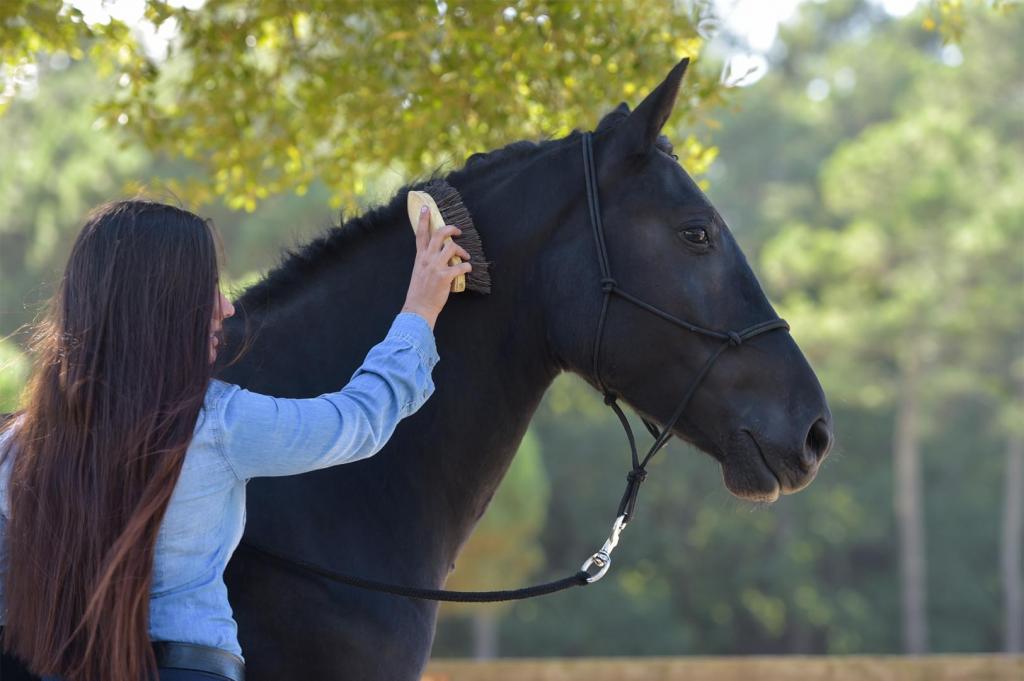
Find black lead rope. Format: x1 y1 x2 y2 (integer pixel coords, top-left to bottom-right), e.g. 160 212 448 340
237 540 589 602
238 131 790 601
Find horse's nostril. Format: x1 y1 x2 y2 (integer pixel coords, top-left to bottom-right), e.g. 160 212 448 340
801 418 833 470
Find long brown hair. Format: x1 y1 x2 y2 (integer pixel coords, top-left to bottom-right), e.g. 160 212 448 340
1 199 224 681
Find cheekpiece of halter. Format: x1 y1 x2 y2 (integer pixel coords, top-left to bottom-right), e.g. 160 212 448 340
580 514 628 583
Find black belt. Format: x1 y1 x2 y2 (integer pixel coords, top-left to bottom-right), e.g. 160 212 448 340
151 641 245 681
0 629 244 681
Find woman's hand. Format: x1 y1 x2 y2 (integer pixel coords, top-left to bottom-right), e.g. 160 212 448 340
401 205 473 330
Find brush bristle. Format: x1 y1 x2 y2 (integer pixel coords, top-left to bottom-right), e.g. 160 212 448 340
422 180 491 294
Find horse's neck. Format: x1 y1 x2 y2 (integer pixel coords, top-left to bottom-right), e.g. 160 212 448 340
230 170 570 578
408 311 558 562
409 153 583 561
377 203 562 571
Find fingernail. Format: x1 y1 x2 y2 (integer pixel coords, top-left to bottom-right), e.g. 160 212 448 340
420 206 428 214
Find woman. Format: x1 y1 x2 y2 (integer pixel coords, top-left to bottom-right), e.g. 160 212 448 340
0 198 472 681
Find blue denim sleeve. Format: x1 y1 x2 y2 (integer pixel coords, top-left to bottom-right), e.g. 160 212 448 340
214 311 439 481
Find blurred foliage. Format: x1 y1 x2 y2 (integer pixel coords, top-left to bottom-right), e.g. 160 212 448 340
925 0 1021 41
698 0 1020 655
762 109 1022 410
0 57 343 339
0 337 29 413
752 4 1021 651
0 1 129 99
1 0 724 212
0 56 148 342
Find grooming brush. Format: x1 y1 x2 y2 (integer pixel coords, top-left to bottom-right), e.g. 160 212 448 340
406 180 491 294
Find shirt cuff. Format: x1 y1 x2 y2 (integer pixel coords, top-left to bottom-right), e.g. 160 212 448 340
390 311 440 369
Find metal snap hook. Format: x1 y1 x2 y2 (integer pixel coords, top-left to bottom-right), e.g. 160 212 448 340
580 515 628 583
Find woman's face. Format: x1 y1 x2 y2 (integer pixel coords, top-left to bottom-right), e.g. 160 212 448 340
210 289 235 363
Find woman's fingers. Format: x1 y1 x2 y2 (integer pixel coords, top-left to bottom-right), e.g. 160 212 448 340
416 206 431 252
403 215 476 325
443 260 473 283
429 224 462 251
422 222 472 277
439 239 471 263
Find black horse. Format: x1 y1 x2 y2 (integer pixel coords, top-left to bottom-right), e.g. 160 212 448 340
218 58 832 679
0 58 832 680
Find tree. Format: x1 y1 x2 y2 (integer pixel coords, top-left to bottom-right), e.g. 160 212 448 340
1002 378 1024 652
762 96 1022 655
704 0 1021 654
2 0 724 211
0 57 148 338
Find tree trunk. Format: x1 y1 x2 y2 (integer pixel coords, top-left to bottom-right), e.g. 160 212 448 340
1002 379 1023 652
894 354 927 653
471 611 500 660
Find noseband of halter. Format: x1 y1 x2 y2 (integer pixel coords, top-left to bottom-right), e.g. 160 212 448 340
578 131 789 580
237 131 792 600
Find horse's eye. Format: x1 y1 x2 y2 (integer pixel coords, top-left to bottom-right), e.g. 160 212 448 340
680 227 709 244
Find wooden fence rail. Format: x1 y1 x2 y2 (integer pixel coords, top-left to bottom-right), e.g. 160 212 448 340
423 655 1022 681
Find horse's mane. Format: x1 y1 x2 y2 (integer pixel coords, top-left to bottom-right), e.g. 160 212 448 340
231 105 670 313
233 181 425 311
233 130 579 312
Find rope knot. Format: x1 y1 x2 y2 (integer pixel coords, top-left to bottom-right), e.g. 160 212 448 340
626 469 647 484
599 277 617 293
603 392 618 405
727 331 743 347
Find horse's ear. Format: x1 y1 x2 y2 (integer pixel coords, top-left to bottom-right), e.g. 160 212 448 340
610 57 689 157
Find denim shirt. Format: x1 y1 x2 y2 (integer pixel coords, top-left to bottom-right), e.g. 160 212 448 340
0 311 438 660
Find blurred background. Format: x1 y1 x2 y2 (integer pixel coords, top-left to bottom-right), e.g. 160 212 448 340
1 0 1021 662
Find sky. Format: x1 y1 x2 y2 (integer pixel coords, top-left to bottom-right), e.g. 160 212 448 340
713 0 924 85
716 0 921 51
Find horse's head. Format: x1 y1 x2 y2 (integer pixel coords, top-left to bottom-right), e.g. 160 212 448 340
542 59 833 502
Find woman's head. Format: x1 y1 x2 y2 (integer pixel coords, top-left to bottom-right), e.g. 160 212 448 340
60 199 231 373
1 198 230 681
